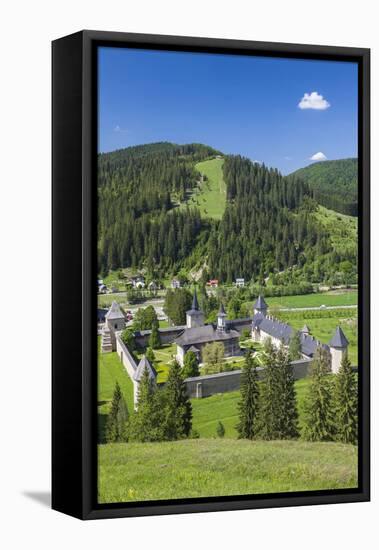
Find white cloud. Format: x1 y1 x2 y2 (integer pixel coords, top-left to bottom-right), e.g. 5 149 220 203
298 91 330 110
114 125 128 133
310 151 327 161
284 156 292 161
253 159 262 165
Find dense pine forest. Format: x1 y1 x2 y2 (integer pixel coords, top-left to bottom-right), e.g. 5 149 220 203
97 143 357 285
289 158 358 216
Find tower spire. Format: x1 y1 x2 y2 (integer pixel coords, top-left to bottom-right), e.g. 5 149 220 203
192 288 199 311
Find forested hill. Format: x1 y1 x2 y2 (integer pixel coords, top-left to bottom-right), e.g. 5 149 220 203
98 144 357 285
289 158 358 216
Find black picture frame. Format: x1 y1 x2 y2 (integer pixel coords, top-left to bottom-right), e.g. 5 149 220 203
52 30 370 520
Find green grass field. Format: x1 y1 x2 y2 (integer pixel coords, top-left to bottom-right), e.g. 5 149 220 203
191 378 311 439
180 157 226 220
98 438 357 503
135 343 177 383
265 290 357 309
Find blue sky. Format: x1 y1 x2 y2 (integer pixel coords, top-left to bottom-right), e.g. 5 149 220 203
98 47 358 174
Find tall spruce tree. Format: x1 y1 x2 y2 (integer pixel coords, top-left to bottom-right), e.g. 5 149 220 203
303 346 335 441
128 367 164 442
145 346 156 365
236 351 260 440
149 320 161 349
257 342 281 440
105 382 129 443
288 332 302 361
276 344 299 439
334 354 358 444
164 360 192 440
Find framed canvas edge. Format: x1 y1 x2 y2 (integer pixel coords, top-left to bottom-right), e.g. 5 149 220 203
53 30 370 520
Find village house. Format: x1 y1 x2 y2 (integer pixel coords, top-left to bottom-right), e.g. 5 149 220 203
131 275 145 288
235 277 245 287
171 278 181 289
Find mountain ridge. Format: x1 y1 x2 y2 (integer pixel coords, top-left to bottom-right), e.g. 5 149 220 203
288 158 358 216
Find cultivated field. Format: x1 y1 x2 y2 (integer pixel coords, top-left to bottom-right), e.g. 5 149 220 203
98 438 358 503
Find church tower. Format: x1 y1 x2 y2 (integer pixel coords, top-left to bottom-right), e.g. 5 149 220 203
253 295 268 316
329 326 349 374
186 289 204 328
217 303 227 332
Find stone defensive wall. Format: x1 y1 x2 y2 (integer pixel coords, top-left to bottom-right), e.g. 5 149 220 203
114 330 312 401
184 357 312 398
115 333 138 380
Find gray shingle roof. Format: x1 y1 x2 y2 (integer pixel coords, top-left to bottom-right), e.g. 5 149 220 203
188 345 200 353
133 356 157 382
301 324 310 333
105 301 125 320
252 312 329 358
329 326 349 348
175 324 240 347
135 325 186 337
254 295 268 310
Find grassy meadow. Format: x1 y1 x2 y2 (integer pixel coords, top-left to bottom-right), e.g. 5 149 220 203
191 378 311 439
98 438 358 503
98 339 358 503
179 157 226 220
265 289 357 309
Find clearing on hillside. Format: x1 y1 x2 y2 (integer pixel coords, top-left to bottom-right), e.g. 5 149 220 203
98 438 358 503
183 157 226 220
315 205 357 257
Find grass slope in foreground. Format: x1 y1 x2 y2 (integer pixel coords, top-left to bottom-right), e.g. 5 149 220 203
183 157 226 220
98 438 357 503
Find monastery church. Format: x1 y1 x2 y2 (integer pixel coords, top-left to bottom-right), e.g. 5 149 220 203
100 292 350 405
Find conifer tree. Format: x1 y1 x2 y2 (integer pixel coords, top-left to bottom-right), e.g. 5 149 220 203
257 343 281 440
303 346 335 441
216 421 225 438
105 382 129 443
334 354 358 444
164 360 192 440
288 331 302 361
276 344 299 439
128 368 164 442
145 346 155 365
149 320 161 349
236 351 260 439
182 350 200 378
